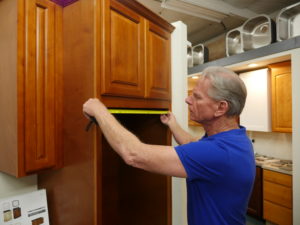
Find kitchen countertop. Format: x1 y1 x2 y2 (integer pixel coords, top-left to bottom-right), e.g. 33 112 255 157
255 154 293 175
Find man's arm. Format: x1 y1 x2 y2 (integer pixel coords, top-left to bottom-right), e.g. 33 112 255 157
83 98 187 178
160 112 199 145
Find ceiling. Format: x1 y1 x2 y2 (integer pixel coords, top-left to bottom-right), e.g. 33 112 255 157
137 0 299 45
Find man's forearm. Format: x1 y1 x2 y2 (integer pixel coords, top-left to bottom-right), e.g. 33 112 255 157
169 122 198 145
94 108 142 164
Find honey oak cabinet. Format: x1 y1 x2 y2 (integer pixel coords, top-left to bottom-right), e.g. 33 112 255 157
38 1 173 225
146 21 171 100
0 0 63 177
263 169 292 225
100 0 172 106
269 61 292 133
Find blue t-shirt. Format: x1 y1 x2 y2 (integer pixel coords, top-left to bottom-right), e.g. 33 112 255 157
175 126 255 225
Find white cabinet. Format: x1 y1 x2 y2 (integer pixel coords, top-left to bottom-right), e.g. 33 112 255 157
239 68 272 132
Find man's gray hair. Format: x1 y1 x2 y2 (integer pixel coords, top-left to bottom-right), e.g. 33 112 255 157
202 66 247 116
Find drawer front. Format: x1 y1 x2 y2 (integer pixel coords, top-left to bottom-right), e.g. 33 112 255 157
264 200 292 225
263 169 292 187
263 180 292 208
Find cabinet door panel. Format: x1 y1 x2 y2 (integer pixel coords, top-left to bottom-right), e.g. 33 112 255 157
263 180 292 208
263 200 292 225
146 22 171 100
25 0 57 173
269 61 292 132
102 0 145 98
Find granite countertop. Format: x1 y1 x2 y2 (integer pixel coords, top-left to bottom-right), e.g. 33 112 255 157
255 154 293 175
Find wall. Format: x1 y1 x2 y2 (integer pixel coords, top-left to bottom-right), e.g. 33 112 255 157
248 131 292 159
171 21 188 225
291 48 300 224
0 173 37 199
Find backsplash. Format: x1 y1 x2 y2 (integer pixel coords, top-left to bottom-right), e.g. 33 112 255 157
188 126 292 160
247 131 292 160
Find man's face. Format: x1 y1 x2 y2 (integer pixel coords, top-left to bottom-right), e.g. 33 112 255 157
185 77 219 123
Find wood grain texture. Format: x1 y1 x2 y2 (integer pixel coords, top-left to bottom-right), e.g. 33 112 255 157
263 169 292 187
263 169 292 225
38 1 172 225
146 21 171 100
264 200 292 225
39 0 98 224
269 61 292 132
0 0 19 175
0 0 62 177
25 0 56 172
101 0 146 98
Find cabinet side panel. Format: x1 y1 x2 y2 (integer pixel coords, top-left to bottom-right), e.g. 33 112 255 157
38 0 98 225
0 0 18 175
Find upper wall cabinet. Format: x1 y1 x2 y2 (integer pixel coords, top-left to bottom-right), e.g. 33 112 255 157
239 68 272 132
100 0 173 107
0 0 63 177
269 61 292 133
146 22 171 100
101 0 146 98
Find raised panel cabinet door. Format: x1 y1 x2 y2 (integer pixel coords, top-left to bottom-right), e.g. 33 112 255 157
269 61 292 132
101 0 146 98
24 0 58 173
146 22 171 100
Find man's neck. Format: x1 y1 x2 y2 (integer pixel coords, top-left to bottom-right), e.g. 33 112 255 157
203 116 239 136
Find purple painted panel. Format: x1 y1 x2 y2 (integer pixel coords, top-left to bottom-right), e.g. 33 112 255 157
50 0 79 7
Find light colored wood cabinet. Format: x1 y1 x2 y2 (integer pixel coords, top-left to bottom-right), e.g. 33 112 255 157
263 169 292 225
101 0 146 98
0 0 62 177
146 22 171 100
101 0 171 103
269 61 292 132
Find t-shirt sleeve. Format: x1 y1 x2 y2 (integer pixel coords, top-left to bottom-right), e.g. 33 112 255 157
175 140 229 181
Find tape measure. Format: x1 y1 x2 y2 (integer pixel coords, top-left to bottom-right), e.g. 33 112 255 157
108 109 169 114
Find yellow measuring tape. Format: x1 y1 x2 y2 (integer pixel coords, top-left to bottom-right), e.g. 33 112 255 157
108 109 169 114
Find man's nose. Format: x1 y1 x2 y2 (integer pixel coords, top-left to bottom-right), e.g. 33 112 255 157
185 95 192 105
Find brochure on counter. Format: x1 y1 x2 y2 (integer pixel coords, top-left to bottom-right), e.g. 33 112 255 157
0 189 49 225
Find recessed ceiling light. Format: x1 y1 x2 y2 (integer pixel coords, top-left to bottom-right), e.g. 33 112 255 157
248 63 258 67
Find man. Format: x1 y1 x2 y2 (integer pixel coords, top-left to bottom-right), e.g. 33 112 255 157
83 66 256 225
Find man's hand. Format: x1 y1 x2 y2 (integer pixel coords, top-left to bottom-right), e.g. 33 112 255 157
160 112 177 127
83 98 106 118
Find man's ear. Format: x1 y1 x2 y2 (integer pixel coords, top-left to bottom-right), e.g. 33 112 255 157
214 100 229 117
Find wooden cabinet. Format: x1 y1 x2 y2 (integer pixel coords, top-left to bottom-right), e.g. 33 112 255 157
0 0 62 177
263 169 292 225
146 22 171 100
38 1 173 225
247 166 263 219
269 61 292 132
101 0 172 103
101 0 146 98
